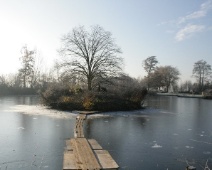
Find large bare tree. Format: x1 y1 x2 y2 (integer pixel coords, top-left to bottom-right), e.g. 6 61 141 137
59 25 123 90
193 60 211 91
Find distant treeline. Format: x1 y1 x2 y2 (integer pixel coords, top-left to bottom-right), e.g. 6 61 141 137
0 85 37 96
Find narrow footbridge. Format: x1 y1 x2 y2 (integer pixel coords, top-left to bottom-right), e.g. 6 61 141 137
63 113 119 170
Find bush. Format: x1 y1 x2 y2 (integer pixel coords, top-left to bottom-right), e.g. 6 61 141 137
41 82 148 111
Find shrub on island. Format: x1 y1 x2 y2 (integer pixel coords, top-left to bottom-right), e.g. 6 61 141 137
41 83 147 111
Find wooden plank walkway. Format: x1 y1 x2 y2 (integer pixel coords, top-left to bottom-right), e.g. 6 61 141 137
63 113 119 170
74 115 86 138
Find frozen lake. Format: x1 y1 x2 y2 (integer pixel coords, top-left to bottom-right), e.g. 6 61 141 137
0 95 212 169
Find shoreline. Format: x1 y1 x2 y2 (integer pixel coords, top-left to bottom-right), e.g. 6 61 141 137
156 93 203 98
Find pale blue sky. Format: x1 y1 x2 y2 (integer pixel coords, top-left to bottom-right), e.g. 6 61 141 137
0 0 212 82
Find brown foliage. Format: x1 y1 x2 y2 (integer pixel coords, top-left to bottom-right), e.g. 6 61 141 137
41 83 147 111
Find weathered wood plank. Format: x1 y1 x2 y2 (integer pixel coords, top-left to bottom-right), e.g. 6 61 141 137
71 138 101 169
63 151 79 170
65 140 73 151
88 139 103 150
94 150 119 169
77 114 87 119
67 139 103 151
70 139 83 169
74 115 85 138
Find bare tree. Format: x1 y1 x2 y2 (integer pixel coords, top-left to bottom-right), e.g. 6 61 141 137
142 56 158 90
148 70 164 90
59 25 123 91
193 60 211 91
18 45 35 88
180 80 193 92
149 66 180 92
159 66 180 92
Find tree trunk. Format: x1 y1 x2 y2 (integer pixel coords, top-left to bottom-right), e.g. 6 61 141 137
87 78 92 91
199 73 202 91
147 75 149 91
23 75 26 88
166 85 169 93
201 70 204 91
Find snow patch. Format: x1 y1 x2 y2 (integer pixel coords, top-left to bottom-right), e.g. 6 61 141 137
17 127 25 130
185 146 194 149
152 143 162 148
5 105 78 119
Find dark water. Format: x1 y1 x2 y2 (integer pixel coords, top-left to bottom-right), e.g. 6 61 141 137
0 95 212 169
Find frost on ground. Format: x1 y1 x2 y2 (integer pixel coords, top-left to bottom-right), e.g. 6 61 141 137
4 105 110 119
5 105 78 119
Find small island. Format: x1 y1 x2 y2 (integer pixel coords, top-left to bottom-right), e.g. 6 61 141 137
41 78 147 111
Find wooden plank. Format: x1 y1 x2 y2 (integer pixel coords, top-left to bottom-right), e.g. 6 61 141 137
63 151 79 170
71 138 101 169
66 139 103 151
66 140 73 151
94 150 119 169
74 116 85 138
88 139 103 150
77 114 86 120
70 139 83 169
